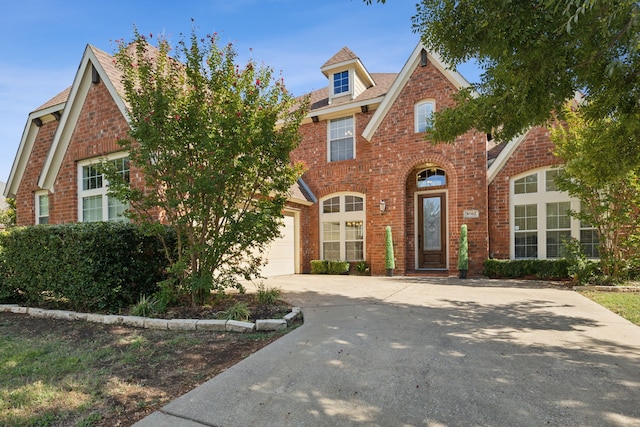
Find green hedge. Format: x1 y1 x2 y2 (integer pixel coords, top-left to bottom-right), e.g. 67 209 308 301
0 223 174 312
483 258 570 280
310 260 350 275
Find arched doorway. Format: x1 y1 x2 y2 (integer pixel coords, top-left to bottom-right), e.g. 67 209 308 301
416 168 447 269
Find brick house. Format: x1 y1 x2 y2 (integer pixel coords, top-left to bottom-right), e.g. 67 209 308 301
4 43 591 277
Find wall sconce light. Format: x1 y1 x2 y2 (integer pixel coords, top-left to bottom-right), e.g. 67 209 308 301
311 116 319 123
379 199 386 212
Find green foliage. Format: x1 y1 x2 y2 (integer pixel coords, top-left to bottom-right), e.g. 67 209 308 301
483 259 570 280
131 294 160 317
0 223 173 312
551 107 640 281
406 0 640 164
457 224 469 271
310 260 350 275
220 302 251 321
109 26 309 305
355 261 369 274
0 198 16 229
562 237 600 285
385 226 395 270
256 283 281 305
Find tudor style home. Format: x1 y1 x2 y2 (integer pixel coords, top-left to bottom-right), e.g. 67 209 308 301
4 42 591 277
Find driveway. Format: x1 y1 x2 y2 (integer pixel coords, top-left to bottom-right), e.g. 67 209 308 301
134 276 640 427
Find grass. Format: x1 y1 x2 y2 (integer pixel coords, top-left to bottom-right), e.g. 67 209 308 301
578 290 640 326
0 313 292 426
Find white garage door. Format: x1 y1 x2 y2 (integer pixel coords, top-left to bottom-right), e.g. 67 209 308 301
261 214 295 277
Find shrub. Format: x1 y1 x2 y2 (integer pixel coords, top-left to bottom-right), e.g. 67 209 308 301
220 302 251 321
355 261 369 274
130 294 160 317
483 259 570 280
310 260 350 275
0 222 174 312
256 283 281 305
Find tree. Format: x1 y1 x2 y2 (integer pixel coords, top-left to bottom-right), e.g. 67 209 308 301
550 106 640 281
108 28 308 304
0 198 16 229
366 1 640 175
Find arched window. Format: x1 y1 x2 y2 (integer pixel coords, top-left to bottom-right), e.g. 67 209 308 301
415 100 435 133
417 168 446 188
320 193 365 261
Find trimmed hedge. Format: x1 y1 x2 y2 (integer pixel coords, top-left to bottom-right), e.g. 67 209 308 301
0 222 174 312
483 258 570 280
310 260 350 275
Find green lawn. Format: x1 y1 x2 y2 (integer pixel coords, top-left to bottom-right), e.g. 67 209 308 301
578 290 640 326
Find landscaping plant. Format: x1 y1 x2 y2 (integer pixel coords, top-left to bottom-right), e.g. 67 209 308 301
106 27 309 305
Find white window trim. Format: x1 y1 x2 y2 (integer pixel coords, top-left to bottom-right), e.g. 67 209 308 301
77 152 129 223
35 190 49 224
320 192 366 261
509 167 586 259
414 99 436 133
327 115 355 162
332 69 352 98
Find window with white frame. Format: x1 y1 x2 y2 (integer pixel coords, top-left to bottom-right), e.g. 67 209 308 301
333 70 349 95
415 100 435 133
78 155 130 222
35 191 49 224
329 116 354 162
321 194 365 261
510 167 599 259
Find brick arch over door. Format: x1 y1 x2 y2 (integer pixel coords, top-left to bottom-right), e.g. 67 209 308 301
402 157 457 272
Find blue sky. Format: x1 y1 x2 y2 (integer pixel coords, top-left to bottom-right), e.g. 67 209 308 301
0 0 480 185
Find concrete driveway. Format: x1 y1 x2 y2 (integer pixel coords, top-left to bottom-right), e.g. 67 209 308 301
134 276 640 427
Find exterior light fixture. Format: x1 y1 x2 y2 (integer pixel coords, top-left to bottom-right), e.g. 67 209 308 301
379 199 386 212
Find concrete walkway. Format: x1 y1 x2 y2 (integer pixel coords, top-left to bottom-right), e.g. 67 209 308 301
134 276 640 427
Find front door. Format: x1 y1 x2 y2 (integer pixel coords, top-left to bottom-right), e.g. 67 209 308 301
418 193 447 269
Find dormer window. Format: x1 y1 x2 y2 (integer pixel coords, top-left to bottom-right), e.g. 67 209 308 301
333 71 349 95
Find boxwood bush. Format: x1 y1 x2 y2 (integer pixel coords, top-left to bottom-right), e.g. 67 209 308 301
483 258 570 280
0 222 174 312
310 260 350 275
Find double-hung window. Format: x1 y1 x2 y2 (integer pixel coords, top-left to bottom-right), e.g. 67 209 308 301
321 194 365 261
329 116 354 162
78 155 130 222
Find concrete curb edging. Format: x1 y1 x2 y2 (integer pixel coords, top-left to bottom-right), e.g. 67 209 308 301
0 304 303 333
574 285 640 292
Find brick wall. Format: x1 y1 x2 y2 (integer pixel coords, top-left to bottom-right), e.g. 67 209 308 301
15 120 58 226
293 59 489 276
488 126 563 259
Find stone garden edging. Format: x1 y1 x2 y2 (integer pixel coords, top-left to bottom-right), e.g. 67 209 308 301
0 304 302 332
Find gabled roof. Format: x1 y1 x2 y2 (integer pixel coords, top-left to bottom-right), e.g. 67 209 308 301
321 46 358 69
307 73 396 115
320 46 376 91
3 90 69 198
38 45 127 190
362 43 470 141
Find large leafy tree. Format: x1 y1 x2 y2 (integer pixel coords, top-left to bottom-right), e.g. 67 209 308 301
551 106 640 281
109 29 308 304
367 0 640 174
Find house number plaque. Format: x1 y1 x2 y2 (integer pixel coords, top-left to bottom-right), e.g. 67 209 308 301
463 209 479 219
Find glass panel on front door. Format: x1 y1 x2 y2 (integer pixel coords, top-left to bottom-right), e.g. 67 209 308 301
423 197 441 250
418 193 447 269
